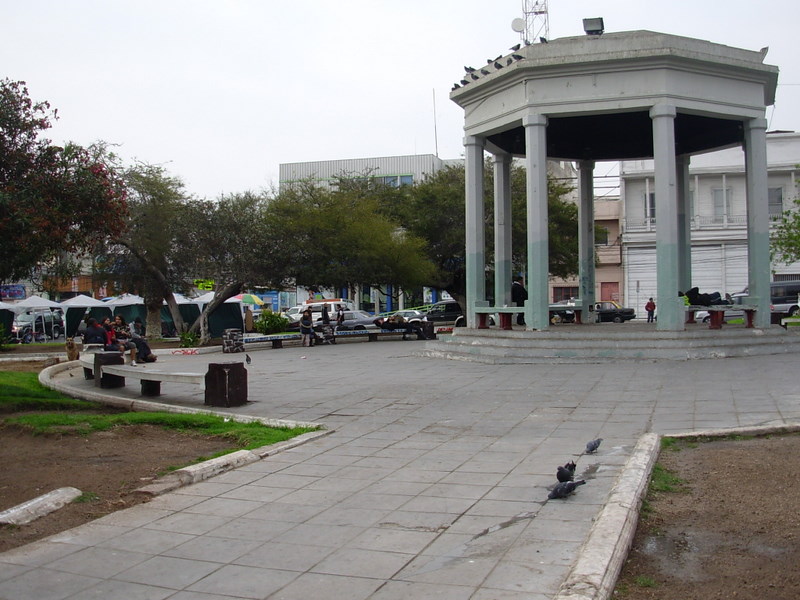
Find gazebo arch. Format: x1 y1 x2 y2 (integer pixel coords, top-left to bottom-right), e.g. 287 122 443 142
451 29 778 332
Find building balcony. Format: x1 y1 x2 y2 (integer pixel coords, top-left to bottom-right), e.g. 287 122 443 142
623 213 783 233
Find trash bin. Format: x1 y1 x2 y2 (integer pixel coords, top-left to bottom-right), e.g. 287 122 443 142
205 362 248 407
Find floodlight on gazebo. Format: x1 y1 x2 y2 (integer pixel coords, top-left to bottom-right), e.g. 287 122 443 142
582 17 604 36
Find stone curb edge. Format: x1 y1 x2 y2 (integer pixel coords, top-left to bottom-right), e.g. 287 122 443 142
0 488 83 526
135 430 333 496
555 422 800 600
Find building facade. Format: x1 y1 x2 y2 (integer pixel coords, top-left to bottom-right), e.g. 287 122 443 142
279 154 459 190
621 131 800 318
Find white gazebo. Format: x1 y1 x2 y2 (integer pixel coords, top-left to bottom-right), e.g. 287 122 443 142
450 28 778 332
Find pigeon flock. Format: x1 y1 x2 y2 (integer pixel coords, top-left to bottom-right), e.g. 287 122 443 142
546 438 603 500
452 42 529 90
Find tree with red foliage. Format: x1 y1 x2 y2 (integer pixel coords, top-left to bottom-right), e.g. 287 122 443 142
0 79 127 283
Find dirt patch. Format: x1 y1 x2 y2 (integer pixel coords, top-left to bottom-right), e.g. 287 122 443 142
614 434 800 599
0 359 237 553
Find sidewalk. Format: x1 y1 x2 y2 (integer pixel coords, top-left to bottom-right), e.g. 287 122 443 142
1 342 799 599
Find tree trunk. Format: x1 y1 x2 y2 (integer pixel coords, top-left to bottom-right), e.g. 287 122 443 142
189 281 244 346
163 291 186 333
145 303 162 340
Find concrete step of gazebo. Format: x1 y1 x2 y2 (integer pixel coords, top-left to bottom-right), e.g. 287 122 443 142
419 325 800 363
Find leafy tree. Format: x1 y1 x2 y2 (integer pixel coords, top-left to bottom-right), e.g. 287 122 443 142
387 162 578 306
266 179 435 296
188 192 290 344
96 163 195 337
772 191 800 265
0 79 127 283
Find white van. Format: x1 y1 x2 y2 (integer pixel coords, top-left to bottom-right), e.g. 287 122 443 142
284 299 355 323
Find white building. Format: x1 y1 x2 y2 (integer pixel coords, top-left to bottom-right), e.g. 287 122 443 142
621 131 800 317
279 154 459 190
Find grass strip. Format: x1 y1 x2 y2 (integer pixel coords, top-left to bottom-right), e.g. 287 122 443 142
0 370 316 451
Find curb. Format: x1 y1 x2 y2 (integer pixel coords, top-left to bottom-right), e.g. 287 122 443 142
554 433 660 600
555 422 800 600
135 429 334 496
0 487 83 525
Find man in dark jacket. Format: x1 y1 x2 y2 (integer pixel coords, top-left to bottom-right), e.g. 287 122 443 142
511 276 528 325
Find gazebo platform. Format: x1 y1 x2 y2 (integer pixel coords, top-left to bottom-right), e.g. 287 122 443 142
420 323 800 363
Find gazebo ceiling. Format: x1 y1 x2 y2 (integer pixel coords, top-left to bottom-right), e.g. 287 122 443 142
487 112 745 161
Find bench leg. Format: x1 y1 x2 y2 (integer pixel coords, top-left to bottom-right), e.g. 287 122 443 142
83 367 94 380
499 313 512 331
708 311 724 330
686 310 696 324
272 340 283 349
575 310 582 324
477 313 488 329
140 380 161 396
368 333 378 341
744 309 755 328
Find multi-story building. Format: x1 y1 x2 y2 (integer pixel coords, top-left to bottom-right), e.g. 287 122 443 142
549 195 624 304
279 154 459 190
621 131 800 317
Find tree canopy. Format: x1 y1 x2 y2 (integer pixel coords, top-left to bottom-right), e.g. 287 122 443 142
0 79 127 283
771 192 800 266
383 162 578 306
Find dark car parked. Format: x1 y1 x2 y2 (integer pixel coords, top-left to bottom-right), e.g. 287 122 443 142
11 310 65 343
594 301 636 323
424 300 495 327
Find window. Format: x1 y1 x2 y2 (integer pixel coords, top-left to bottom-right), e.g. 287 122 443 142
769 187 784 220
712 188 732 223
553 287 579 302
595 226 609 246
644 192 656 222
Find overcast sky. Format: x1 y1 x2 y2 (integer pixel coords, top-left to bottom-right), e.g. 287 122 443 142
4 1 798 199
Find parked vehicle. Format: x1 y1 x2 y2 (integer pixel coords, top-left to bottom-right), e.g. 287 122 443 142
284 299 355 324
549 300 577 323
389 309 426 323
323 310 379 330
11 310 65 343
424 300 496 327
593 301 636 323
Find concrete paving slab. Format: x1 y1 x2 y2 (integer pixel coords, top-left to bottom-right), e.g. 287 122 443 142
2 342 798 599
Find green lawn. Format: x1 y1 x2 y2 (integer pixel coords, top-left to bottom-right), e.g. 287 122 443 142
0 371 316 452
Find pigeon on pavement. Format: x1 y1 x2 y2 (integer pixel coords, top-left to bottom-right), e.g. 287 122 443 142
245 354 252 365
548 480 586 499
585 438 603 453
556 461 577 482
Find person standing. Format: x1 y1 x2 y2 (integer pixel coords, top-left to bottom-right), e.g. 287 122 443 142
300 309 314 347
645 297 656 323
511 276 528 326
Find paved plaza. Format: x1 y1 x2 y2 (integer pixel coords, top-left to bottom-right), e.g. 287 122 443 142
1 340 799 599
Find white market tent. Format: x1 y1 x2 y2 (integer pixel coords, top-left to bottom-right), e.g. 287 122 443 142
13 295 62 311
59 295 113 337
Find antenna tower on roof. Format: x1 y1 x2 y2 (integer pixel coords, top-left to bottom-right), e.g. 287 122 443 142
512 0 549 43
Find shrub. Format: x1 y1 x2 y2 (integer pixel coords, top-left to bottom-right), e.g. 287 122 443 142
254 311 289 335
179 331 200 347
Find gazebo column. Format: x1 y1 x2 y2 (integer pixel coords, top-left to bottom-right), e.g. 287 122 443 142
578 160 596 322
523 113 549 330
464 135 486 328
651 105 683 331
676 155 692 293
744 117 771 328
494 153 513 309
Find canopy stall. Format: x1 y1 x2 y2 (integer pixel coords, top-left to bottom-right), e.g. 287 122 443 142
0 301 14 339
59 295 112 337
